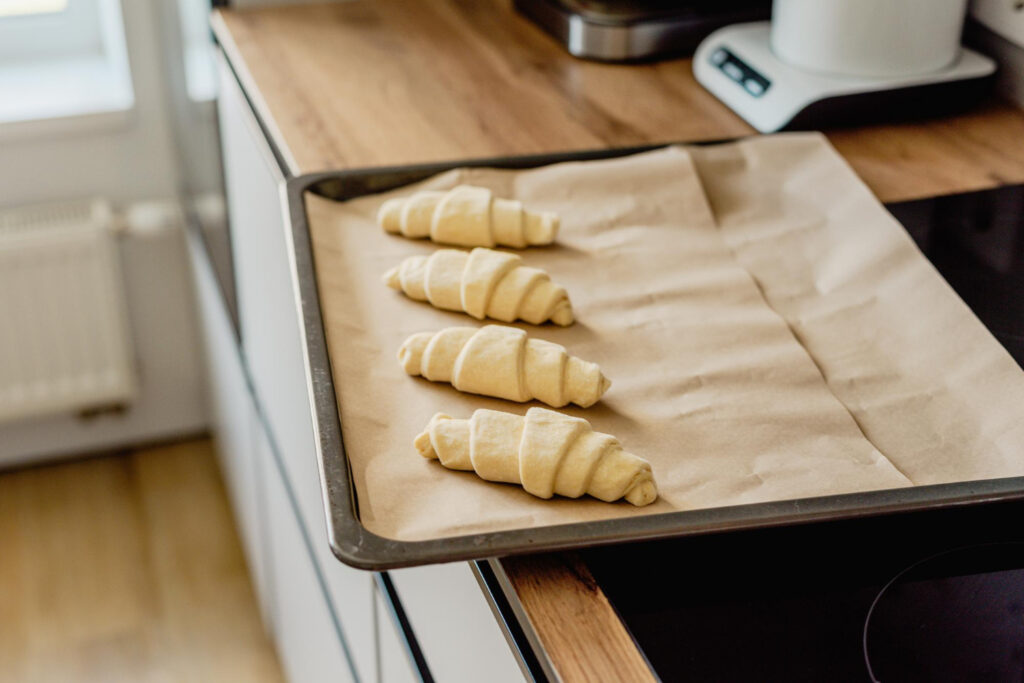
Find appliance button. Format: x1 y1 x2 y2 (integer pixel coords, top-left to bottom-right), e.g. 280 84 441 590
722 62 744 81
711 49 728 66
744 79 765 96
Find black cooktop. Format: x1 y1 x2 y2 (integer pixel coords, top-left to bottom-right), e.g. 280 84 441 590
584 182 1024 682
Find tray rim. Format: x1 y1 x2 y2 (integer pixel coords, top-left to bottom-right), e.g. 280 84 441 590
284 143 1024 570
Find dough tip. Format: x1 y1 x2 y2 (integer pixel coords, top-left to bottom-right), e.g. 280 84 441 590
550 303 574 326
397 332 430 375
625 479 658 507
526 212 560 245
397 342 413 372
414 413 452 459
574 374 611 408
377 198 402 233
382 266 401 289
413 429 436 459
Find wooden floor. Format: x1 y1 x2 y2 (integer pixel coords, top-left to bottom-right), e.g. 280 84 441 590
0 439 285 683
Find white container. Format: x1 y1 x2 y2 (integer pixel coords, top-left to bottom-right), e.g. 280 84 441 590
771 0 969 78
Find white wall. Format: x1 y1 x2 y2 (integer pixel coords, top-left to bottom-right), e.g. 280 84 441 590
0 0 181 206
0 0 210 465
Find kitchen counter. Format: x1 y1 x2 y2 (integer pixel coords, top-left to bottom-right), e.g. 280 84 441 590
212 1 1024 679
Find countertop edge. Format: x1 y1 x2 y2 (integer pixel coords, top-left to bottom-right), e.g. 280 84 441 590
212 9 302 178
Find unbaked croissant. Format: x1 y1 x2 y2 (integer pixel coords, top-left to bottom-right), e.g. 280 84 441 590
399 325 610 407
377 185 559 248
383 247 574 326
414 407 657 506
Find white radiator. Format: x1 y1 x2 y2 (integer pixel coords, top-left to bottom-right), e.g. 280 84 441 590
0 199 136 423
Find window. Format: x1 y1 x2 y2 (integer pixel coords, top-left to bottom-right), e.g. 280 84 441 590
0 1 68 18
0 0 133 129
0 0 103 63
178 0 216 102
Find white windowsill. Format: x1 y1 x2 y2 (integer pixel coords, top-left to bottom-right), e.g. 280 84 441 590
184 40 217 103
0 54 135 141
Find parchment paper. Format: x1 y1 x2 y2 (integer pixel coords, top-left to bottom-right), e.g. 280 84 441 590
306 133 1024 542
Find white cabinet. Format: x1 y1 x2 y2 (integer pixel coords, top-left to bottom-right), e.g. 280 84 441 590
374 580 420 683
187 222 272 623
320 550 377 682
214 50 527 683
388 564 524 682
216 52 376 682
215 52 305 473
262 423 356 683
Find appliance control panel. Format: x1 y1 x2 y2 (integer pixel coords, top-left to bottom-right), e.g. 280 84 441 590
693 22 996 133
709 47 771 97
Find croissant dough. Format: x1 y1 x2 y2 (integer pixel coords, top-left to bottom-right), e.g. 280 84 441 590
378 184 559 248
399 325 610 407
383 247 574 326
414 407 658 506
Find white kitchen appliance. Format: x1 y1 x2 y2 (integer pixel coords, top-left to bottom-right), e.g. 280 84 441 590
693 0 997 132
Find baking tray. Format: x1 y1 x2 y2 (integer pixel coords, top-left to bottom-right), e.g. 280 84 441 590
284 144 1024 570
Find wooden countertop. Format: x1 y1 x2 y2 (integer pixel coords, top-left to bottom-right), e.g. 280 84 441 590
212 2 1024 680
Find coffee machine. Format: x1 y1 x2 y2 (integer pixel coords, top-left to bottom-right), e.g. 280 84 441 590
513 0 771 61
692 0 996 131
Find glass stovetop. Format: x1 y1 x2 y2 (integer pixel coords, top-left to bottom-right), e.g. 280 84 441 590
584 182 1024 683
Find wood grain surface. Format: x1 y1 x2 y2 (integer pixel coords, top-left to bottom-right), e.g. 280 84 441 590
0 440 284 683
501 554 656 683
212 1 1024 679
213 1 750 176
213 0 1024 203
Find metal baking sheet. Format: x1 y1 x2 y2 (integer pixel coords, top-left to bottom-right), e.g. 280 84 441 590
283 145 1024 570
